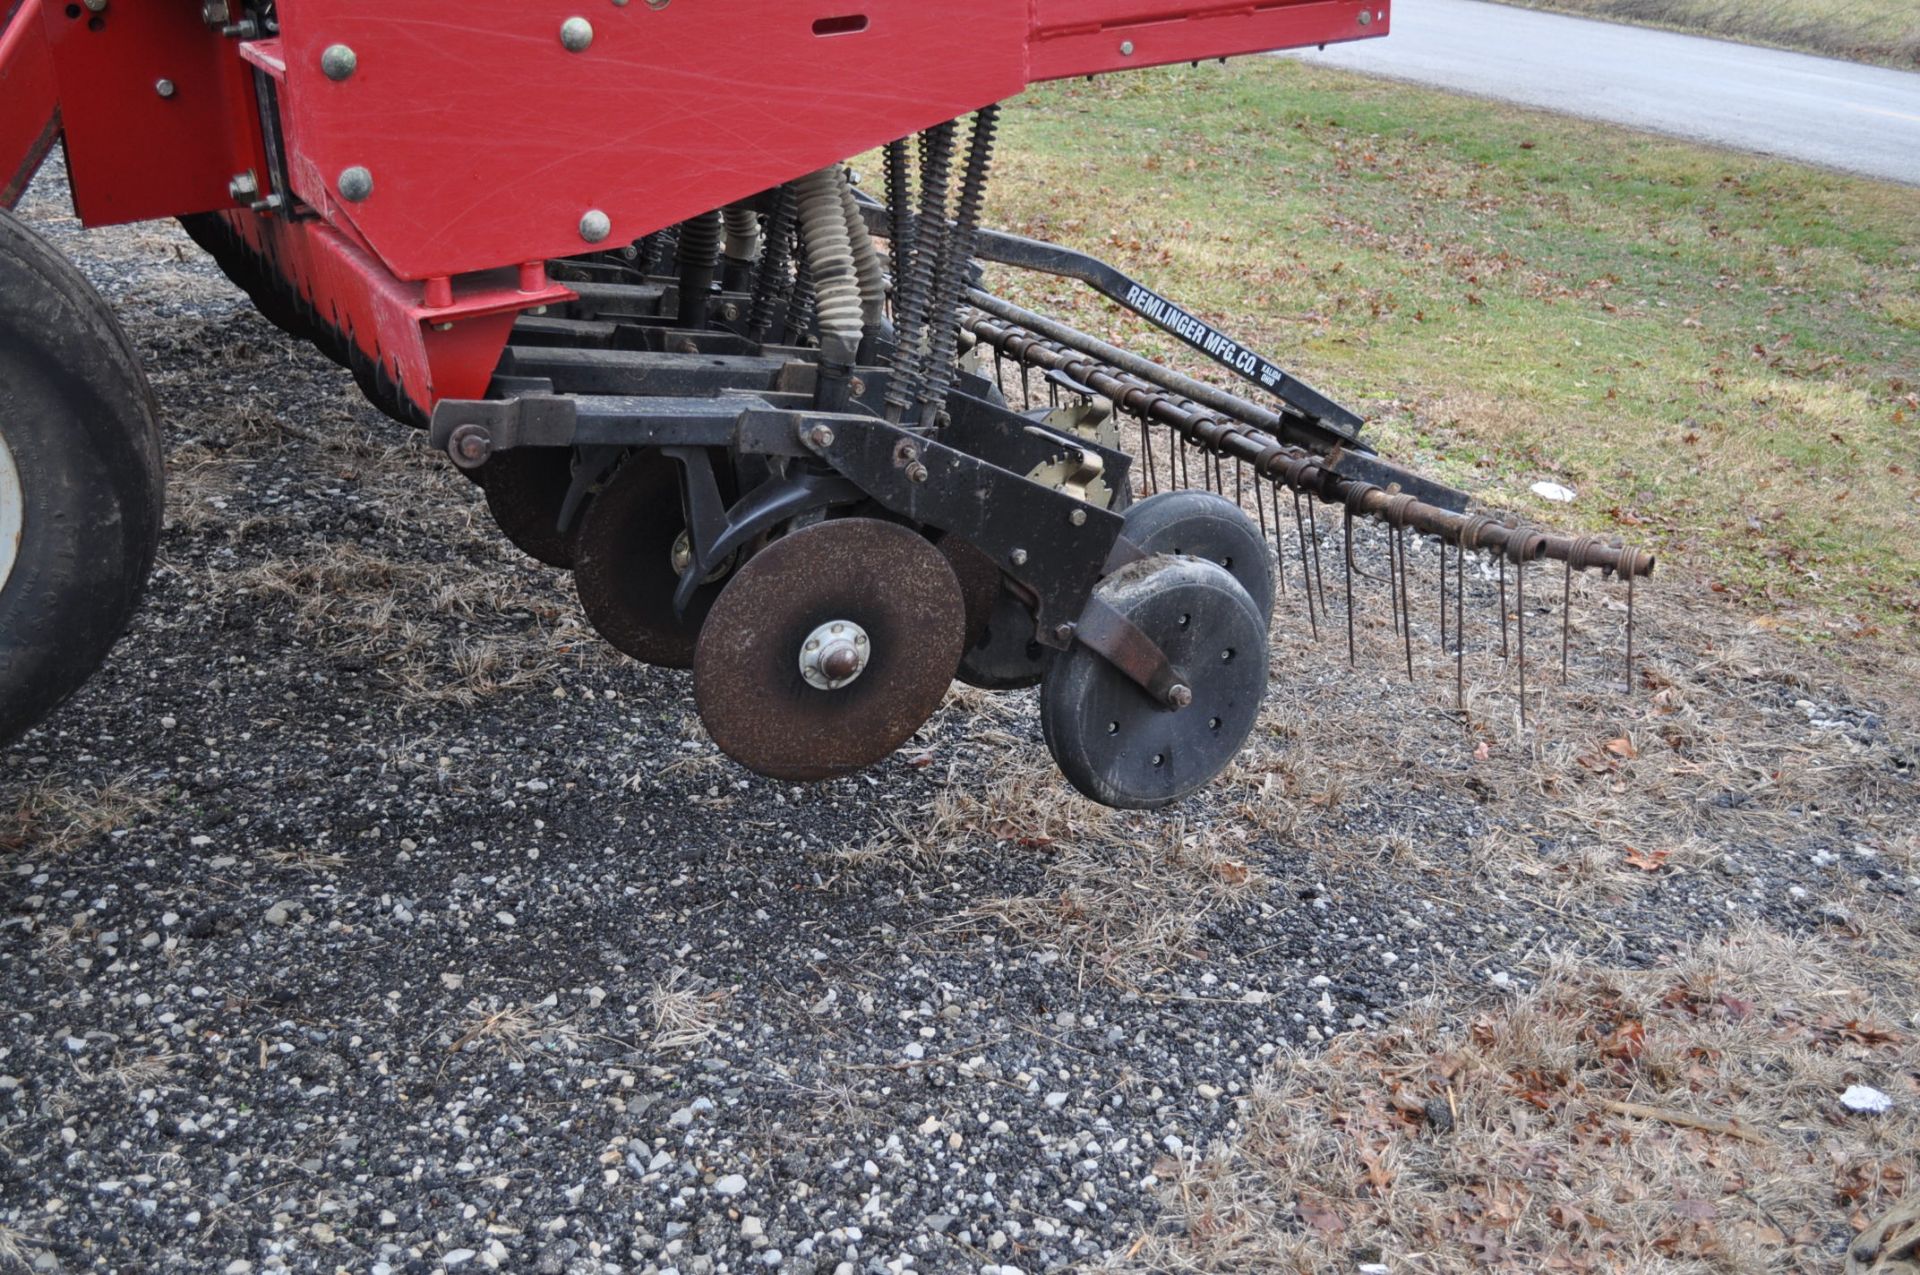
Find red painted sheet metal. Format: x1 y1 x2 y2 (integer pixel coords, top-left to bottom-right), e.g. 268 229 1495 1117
35 0 266 225
273 0 1032 282
222 208 575 409
0 0 59 208
1030 0 1388 81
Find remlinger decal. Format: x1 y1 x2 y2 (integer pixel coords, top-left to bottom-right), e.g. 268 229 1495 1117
1123 283 1286 388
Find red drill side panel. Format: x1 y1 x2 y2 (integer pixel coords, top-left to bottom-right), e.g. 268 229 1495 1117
36 0 265 225
0 0 58 208
1030 0 1389 81
217 209 574 410
273 0 1032 283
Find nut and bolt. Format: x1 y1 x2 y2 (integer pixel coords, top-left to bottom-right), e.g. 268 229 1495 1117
722 302 741 321
559 16 594 51
1358 9 1373 24
1166 684 1195 709
1053 623 1076 644
337 166 374 202
82 0 106 11
228 171 259 202
905 462 930 484
321 44 358 80
1068 509 1088 527
447 425 494 469
154 79 176 99
805 425 836 450
579 209 612 243
1009 548 1029 567
1119 39 1135 55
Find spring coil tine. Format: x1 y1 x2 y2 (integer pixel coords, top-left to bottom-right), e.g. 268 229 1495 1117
883 138 916 324
1307 492 1329 617
1270 480 1288 598
919 105 1000 430
1398 526 1414 682
1439 535 1449 652
886 121 955 422
1456 536 1467 714
1498 555 1510 660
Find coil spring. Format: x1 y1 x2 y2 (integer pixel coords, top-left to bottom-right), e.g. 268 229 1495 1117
918 105 999 428
748 185 797 342
885 121 956 421
676 210 722 268
884 139 916 321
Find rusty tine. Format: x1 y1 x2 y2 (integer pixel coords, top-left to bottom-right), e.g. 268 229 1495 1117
1139 417 1156 495
1517 553 1528 727
1254 468 1268 536
1562 558 1573 685
1455 536 1466 714
1386 512 1402 637
1308 493 1330 617
994 348 1006 398
1234 455 1243 511
1292 489 1319 639
1020 364 1032 411
1270 481 1289 598
1438 534 1449 652
1344 507 1356 668
1626 567 1636 695
1498 555 1510 661
1397 526 1414 682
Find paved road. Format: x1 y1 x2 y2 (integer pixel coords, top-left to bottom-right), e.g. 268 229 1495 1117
1286 0 1920 185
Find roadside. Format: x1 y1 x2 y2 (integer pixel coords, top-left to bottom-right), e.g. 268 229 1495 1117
1285 0 1920 187
0 62 1915 1275
1491 0 1920 69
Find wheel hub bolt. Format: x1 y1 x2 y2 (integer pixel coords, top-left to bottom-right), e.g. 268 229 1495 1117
1166 683 1194 709
448 424 493 469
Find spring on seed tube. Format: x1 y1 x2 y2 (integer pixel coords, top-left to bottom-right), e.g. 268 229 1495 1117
747 185 797 343
918 104 999 430
675 210 722 329
885 121 956 424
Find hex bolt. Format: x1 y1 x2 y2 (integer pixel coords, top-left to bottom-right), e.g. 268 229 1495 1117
154 79 176 99
559 17 594 50
1009 548 1029 567
579 209 612 243
321 44 358 80
1119 39 1135 55
227 171 259 202
805 425 836 450
447 424 493 470
1358 9 1372 24
905 462 930 484
1069 509 1088 527
82 0 106 10
1166 684 1194 709
337 166 374 202
1053 623 1076 644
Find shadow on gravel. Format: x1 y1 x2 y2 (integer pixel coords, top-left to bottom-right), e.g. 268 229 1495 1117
3 165 1916 1275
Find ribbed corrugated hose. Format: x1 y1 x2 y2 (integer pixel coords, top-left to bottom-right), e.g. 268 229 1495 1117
795 168 864 411
675 210 722 329
721 206 763 293
838 178 889 364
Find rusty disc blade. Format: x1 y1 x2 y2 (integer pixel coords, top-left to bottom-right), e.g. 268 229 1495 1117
573 451 724 670
937 534 1001 655
694 518 966 783
478 448 577 569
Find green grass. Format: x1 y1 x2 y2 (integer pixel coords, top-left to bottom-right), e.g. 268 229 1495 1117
1495 0 1920 67
978 61 1920 638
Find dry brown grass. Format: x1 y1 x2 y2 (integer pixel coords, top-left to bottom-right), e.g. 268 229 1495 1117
1 777 161 859
1128 919 1920 1273
648 968 731 1053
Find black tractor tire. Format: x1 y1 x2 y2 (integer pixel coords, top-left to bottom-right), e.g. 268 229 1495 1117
0 208 165 745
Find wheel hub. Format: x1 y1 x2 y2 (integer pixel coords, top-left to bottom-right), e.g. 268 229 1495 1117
799 620 871 690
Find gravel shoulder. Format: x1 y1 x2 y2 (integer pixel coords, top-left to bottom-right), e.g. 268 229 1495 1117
2 163 1916 1275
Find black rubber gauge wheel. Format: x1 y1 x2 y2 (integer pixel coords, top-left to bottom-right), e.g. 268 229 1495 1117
477 447 578 569
694 518 966 782
0 208 164 745
1040 556 1268 810
573 450 729 670
1121 489 1276 625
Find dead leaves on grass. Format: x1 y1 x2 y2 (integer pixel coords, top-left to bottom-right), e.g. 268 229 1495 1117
1134 927 1920 1273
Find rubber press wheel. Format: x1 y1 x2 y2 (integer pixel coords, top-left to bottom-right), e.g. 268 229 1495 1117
0 209 165 745
1122 489 1276 625
1041 556 1269 810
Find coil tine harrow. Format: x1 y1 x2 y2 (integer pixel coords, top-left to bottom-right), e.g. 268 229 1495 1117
957 294 1655 720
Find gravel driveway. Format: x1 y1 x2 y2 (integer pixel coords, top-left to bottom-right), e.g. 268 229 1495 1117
3 162 1915 1275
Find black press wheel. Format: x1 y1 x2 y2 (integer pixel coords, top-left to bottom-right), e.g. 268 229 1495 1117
0 208 164 746
1040 556 1268 810
1121 488 1276 625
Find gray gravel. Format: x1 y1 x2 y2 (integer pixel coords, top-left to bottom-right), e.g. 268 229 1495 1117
4 158 1915 1275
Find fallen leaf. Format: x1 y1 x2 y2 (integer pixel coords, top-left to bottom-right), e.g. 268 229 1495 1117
1624 847 1670 872
1605 737 1638 759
